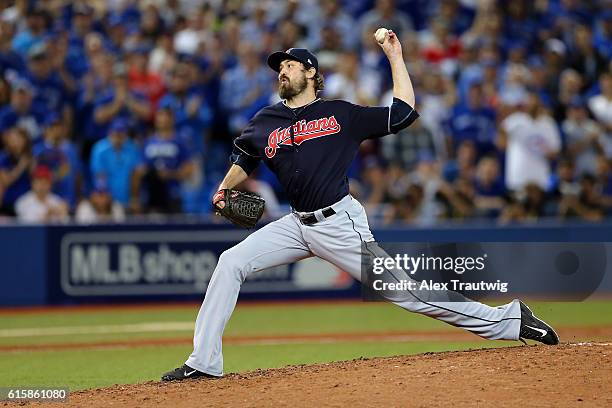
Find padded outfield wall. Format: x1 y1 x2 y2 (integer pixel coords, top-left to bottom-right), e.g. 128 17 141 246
1 221 612 306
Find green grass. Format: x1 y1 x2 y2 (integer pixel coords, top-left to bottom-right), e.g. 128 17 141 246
2 300 611 343
0 308 199 329
0 341 511 391
0 300 610 391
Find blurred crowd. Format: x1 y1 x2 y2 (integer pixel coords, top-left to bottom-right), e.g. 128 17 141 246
0 0 610 225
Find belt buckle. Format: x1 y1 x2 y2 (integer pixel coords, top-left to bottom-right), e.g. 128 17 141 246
296 211 315 226
301 213 315 226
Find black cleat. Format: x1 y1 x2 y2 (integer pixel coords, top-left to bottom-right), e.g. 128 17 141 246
161 364 217 381
518 301 560 345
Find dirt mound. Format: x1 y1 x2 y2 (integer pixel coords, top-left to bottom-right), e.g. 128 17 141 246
15 343 612 408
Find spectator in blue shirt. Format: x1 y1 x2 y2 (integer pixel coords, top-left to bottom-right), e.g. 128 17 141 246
593 11 612 60
104 15 130 56
32 112 70 199
32 113 75 206
75 52 114 162
90 119 144 211
0 127 32 215
445 81 497 156
474 155 506 217
0 78 42 141
24 43 72 123
0 19 26 76
65 4 95 80
219 42 272 136
93 62 151 141
142 106 195 213
158 63 212 154
500 2 537 50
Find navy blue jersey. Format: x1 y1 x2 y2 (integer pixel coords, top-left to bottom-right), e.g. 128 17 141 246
232 98 418 212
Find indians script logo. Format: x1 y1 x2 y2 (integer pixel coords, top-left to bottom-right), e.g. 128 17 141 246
265 116 341 158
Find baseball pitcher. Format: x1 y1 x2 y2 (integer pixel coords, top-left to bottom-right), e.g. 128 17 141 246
162 30 559 381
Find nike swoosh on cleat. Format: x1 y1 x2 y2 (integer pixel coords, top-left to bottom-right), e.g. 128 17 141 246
184 369 198 377
525 325 548 337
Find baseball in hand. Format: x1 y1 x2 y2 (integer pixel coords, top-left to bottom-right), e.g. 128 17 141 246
374 28 389 44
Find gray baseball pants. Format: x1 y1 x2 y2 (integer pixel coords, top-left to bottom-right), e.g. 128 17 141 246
186 195 521 376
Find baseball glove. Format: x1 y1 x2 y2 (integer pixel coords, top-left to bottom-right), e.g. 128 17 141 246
212 189 265 228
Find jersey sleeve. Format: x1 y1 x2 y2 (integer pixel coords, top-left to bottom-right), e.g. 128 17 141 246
348 103 391 141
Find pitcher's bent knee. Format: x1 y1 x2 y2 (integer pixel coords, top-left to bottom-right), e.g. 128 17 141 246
215 247 250 283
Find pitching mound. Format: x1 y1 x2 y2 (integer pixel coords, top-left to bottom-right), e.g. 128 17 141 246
22 343 612 407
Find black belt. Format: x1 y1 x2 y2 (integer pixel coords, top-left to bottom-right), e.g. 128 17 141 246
297 207 336 226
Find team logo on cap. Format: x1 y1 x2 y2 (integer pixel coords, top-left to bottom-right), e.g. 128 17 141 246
265 116 341 158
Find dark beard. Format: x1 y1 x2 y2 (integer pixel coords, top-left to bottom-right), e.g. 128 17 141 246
278 75 308 100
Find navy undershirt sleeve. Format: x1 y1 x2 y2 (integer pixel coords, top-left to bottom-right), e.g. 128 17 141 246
389 97 419 133
229 118 262 175
230 148 260 175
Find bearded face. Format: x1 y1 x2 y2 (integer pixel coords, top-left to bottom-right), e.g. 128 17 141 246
278 68 308 100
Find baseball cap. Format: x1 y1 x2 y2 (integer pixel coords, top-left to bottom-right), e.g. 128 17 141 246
267 48 319 73
43 112 61 128
109 118 128 134
33 165 52 181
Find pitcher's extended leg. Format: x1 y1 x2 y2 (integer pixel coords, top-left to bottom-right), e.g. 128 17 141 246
186 214 311 376
305 199 521 341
